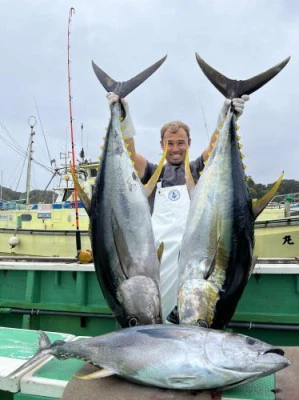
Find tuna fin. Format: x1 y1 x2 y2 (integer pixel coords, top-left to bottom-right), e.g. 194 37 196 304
167 375 199 388
39 331 52 349
111 209 132 279
249 256 258 278
76 367 115 380
167 305 180 324
92 55 167 98
203 244 218 280
195 53 290 99
252 172 284 219
144 143 168 197
203 235 220 280
184 148 196 197
70 168 91 216
157 242 164 263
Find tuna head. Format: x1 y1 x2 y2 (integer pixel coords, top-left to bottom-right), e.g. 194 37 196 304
178 279 219 327
118 276 162 326
206 330 290 389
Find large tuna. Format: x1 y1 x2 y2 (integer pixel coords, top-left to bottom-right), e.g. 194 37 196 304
89 56 167 327
174 54 290 329
3 326 289 391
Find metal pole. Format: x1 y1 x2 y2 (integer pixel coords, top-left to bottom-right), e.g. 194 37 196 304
67 7 81 255
26 116 37 205
228 321 299 331
0 170 3 199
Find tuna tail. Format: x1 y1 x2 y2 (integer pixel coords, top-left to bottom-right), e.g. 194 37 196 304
195 53 290 99
92 55 167 98
1 331 53 380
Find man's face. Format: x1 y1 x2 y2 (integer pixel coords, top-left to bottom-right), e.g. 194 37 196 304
160 128 191 165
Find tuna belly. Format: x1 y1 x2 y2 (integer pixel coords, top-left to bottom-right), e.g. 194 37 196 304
123 360 253 390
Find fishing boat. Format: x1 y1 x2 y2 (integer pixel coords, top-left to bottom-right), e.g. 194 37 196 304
2 169 299 259
0 160 96 258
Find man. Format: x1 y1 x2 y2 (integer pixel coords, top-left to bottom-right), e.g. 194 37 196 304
107 92 249 321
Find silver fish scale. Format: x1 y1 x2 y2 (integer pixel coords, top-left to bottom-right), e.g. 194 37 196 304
50 325 288 390
107 107 158 277
91 102 161 326
178 111 235 325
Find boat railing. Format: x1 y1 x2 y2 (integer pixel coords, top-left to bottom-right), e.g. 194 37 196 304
0 200 86 211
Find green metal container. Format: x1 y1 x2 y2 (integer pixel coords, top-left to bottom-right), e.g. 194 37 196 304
231 267 299 345
0 265 117 337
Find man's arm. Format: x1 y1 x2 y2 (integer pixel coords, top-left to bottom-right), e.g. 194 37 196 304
106 92 148 179
202 95 250 162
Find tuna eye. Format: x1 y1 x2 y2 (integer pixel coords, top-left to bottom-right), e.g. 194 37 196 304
197 320 208 328
246 337 256 345
128 317 139 327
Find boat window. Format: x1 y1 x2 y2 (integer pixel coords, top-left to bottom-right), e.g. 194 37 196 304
90 168 97 177
21 214 32 222
62 188 73 202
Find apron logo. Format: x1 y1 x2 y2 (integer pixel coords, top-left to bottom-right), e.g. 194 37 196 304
168 189 180 201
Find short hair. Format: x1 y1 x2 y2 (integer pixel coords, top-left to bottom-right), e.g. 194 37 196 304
160 121 190 140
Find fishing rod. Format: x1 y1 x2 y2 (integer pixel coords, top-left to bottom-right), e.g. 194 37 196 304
67 7 81 256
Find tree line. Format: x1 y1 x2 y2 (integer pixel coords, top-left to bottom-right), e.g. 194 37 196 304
247 178 299 201
0 187 57 204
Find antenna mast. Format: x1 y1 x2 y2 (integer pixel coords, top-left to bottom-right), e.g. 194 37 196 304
26 116 37 205
67 7 81 255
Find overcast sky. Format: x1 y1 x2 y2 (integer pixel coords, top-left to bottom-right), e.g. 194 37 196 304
0 0 298 192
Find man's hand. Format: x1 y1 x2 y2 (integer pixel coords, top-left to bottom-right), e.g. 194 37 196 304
106 92 136 138
106 92 119 107
217 94 250 126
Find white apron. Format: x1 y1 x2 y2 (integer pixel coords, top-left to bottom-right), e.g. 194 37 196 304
152 183 190 322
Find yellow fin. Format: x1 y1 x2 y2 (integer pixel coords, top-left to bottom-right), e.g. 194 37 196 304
252 171 284 219
75 367 115 380
157 242 164 263
143 143 168 197
70 168 91 216
184 148 196 197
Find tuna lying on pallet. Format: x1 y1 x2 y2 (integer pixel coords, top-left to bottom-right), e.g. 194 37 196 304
2 326 290 391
